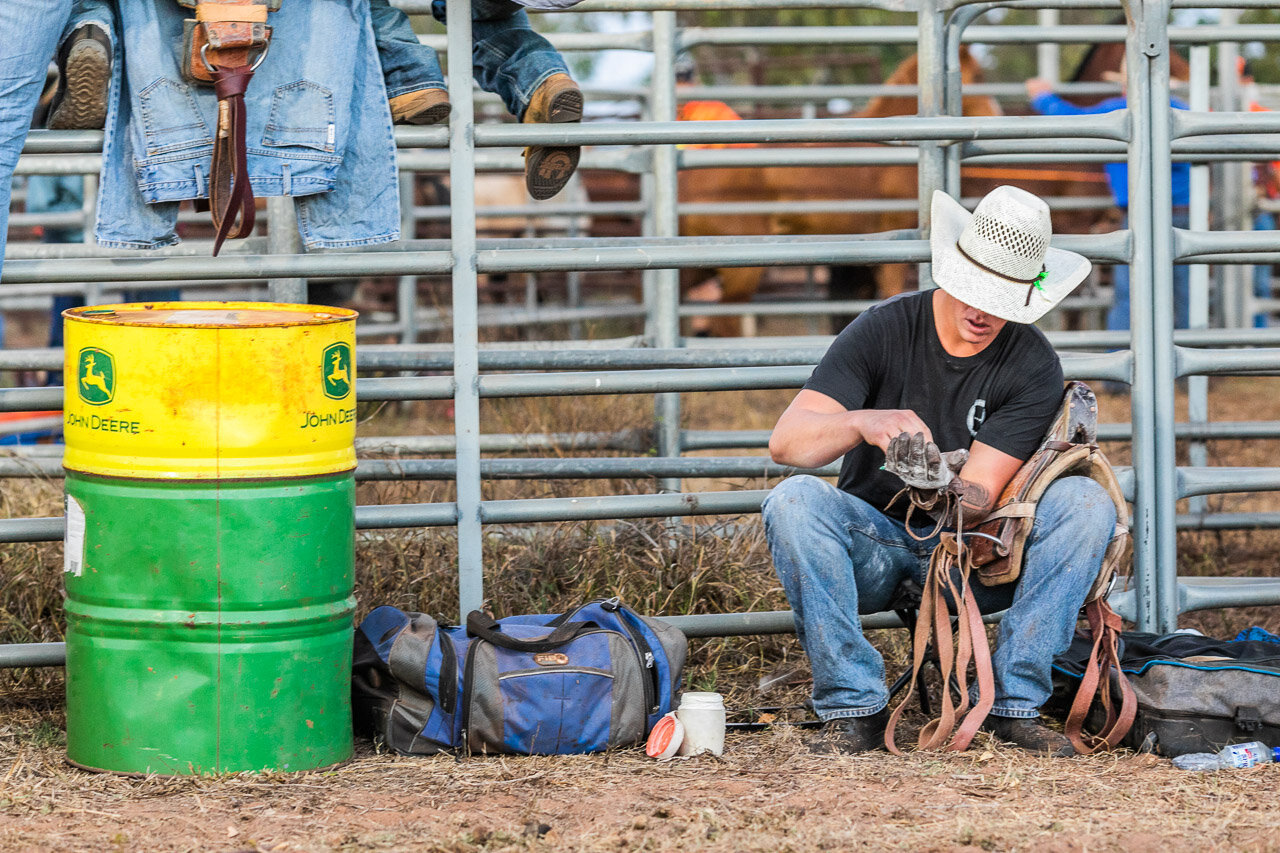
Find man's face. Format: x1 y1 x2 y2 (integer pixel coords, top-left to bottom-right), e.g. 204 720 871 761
937 289 1008 348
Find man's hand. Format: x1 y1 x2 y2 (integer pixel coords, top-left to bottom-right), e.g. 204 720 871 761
855 410 933 453
884 432 969 490
1025 78 1054 99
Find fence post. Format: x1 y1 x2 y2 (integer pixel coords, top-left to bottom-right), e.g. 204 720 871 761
1215 20 1248 329
944 4 986 198
651 11 684 494
916 0 947 287
266 197 306 303
1187 46 1210 517
446 0 485 619
83 174 103 305
398 171 420 344
1125 0 1178 632
1037 9 1060 83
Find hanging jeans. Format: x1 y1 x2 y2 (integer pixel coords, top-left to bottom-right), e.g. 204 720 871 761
96 0 399 250
0 0 72 283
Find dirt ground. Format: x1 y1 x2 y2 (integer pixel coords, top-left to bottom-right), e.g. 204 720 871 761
4 698 1280 853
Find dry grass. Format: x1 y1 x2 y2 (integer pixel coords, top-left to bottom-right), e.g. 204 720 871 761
3 707 1280 853
3 379 1280 850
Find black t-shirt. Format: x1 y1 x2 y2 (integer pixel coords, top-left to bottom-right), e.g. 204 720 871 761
803 291 1064 520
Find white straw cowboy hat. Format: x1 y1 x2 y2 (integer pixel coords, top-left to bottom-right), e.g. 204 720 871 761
930 186 1091 324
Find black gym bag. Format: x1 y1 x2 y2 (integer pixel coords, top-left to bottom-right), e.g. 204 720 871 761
1048 631 1280 757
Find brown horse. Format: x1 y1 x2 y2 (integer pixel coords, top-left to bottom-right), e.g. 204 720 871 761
677 41 1191 336
678 48 1002 337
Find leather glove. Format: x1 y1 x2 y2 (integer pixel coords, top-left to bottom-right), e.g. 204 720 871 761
884 431 969 491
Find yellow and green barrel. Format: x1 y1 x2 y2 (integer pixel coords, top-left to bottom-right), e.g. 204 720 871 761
61 303 358 774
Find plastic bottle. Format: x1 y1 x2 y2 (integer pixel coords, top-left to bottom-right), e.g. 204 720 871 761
1172 741 1280 771
674 692 726 757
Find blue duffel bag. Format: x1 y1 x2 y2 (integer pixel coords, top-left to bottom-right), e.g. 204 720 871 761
352 598 688 755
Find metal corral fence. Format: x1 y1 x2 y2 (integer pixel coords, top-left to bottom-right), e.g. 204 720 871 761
5 0 1280 671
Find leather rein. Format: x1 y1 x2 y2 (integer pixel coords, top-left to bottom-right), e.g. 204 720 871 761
882 475 1136 756
884 493 995 754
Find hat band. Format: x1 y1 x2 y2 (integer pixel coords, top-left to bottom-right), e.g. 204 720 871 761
955 241 1048 307
955 241 1043 284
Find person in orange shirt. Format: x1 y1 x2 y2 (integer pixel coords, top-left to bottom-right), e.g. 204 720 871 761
674 53 756 333
675 54 754 149
677 98 746 126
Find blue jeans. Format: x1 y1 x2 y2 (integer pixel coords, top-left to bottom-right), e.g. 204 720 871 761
762 475 1115 721
0 0 72 284
98 0 398 250
68 0 111 33
371 0 569 119
1254 211 1275 329
35 3 178 360
1109 210 1191 331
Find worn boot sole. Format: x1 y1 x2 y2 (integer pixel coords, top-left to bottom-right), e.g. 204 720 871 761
524 86 583 200
390 88 451 126
399 101 451 125
48 39 110 131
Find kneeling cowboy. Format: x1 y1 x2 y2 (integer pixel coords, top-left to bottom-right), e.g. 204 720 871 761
763 185 1132 757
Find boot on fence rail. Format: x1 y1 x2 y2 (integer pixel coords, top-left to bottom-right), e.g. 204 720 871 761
387 72 581 201
521 72 582 201
47 23 112 131
390 87 452 125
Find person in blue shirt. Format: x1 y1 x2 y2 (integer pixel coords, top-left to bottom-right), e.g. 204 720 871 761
1026 76 1191 331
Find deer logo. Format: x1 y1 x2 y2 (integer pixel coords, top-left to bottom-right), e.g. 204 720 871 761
77 348 115 405
322 343 352 400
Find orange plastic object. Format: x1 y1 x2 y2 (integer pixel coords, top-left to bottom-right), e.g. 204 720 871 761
645 712 684 759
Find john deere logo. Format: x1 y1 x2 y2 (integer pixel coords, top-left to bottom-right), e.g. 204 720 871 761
322 343 352 400
77 348 115 406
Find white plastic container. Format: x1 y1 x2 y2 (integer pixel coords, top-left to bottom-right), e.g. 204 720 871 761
675 692 726 757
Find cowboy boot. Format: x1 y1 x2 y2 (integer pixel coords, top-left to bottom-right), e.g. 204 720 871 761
980 716 1075 757
521 73 582 200
389 87 451 125
48 23 112 131
804 708 890 755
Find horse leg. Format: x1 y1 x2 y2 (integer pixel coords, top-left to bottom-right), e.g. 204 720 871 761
707 266 764 338
681 267 719 337
827 265 878 333
685 278 723 336
875 263 912 299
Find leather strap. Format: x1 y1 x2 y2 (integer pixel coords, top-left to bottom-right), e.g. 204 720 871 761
950 572 995 749
1064 598 1137 754
186 1 272 84
209 65 256 255
184 0 272 255
883 380 1137 754
465 611 598 653
885 504 995 754
196 3 269 22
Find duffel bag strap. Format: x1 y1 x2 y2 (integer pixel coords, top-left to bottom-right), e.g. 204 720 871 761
181 0 274 254
1064 597 1137 754
466 611 597 653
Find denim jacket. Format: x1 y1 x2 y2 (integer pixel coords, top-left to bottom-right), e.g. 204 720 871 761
97 0 399 250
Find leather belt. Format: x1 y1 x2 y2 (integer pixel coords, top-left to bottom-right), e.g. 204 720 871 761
179 0 276 255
